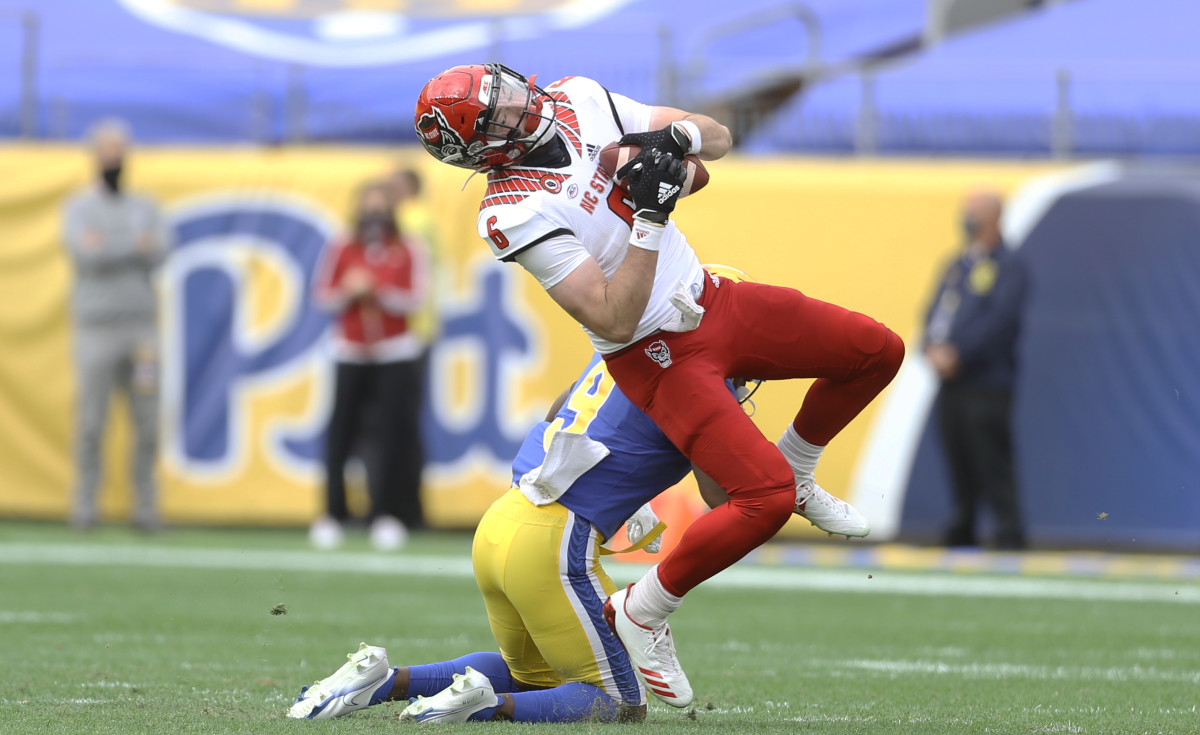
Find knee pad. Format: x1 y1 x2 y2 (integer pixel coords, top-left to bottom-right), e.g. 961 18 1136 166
848 316 904 379
873 327 905 379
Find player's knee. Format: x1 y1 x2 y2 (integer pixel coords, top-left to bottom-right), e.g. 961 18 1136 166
617 703 647 723
761 484 798 525
728 481 795 532
874 327 905 381
852 317 904 381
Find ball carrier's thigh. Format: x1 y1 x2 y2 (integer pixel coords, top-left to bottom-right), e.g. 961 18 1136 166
602 276 902 595
605 274 900 496
714 278 904 445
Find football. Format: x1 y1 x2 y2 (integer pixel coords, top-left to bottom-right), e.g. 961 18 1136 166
597 143 710 198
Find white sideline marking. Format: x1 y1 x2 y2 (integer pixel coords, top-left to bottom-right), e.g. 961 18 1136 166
0 610 79 623
831 658 1200 684
0 543 1195 604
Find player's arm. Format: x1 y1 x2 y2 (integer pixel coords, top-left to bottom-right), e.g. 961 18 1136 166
607 88 731 161
519 155 687 344
543 246 659 344
488 204 657 343
513 228 657 344
645 107 732 161
693 466 730 509
544 385 573 421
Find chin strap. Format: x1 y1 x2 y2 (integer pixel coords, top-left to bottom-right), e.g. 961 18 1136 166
460 169 481 191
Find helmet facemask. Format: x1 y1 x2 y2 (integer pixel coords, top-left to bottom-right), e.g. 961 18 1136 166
472 64 557 167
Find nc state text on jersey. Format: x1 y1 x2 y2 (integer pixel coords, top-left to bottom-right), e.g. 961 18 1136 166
579 163 613 215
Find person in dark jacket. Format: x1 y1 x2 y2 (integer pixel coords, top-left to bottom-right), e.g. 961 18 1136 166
923 189 1027 550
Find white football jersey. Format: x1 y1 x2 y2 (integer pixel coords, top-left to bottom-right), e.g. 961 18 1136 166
475 76 703 354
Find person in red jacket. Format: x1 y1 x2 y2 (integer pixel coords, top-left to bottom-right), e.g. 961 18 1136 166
311 180 429 550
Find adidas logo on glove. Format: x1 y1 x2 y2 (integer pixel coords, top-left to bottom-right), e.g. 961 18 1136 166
657 182 681 204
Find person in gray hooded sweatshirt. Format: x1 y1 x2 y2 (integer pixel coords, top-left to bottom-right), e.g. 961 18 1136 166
62 119 170 530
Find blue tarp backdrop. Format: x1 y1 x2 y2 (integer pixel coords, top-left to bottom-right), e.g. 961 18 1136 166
902 170 1200 549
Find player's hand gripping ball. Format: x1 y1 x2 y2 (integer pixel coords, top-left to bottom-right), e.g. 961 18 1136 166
598 143 709 198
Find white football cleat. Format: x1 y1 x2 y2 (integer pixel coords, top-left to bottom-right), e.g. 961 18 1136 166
794 478 870 538
369 515 409 552
603 586 693 708
308 515 344 550
399 666 500 723
287 642 394 719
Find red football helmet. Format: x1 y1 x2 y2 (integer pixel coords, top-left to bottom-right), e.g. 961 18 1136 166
414 63 557 171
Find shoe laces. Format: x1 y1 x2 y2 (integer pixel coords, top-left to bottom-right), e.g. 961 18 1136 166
302 649 371 700
796 481 850 518
301 680 332 702
643 624 684 679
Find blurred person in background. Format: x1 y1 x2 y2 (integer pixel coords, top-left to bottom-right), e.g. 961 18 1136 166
388 167 433 259
387 165 440 433
63 118 169 532
311 180 428 551
923 188 1027 550
389 166 444 343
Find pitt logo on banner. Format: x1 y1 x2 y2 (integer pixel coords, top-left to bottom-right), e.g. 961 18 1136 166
161 194 334 484
423 258 544 470
159 190 550 524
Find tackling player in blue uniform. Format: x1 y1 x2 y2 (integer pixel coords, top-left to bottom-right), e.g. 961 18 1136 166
287 266 857 724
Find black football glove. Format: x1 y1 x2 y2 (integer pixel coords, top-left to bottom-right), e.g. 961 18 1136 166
616 122 695 163
623 149 686 225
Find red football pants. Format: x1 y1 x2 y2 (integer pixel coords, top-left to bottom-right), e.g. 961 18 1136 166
603 274 903 596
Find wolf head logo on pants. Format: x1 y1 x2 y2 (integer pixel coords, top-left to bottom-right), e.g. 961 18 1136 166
645 340 672 368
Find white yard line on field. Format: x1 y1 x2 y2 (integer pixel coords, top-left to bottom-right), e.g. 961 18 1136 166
0 610 80 623
0 543 1195 604
825 658 1200 683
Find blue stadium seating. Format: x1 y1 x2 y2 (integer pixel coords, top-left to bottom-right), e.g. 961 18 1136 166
0 0 923 143
743 0 1200 157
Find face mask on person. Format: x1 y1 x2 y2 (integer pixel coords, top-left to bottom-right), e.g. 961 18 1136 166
961 214 981 242
356 209 396 242
101 162 124 194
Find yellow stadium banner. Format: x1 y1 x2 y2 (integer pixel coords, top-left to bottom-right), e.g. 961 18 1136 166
0 145 1061 531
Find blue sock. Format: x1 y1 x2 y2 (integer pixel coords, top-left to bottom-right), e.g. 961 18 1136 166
510 682 619 723
406 652 514 697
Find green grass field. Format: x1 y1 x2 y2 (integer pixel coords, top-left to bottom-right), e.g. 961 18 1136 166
1 521 1197 735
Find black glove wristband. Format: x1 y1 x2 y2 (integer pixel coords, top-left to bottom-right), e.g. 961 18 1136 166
618 126 686 158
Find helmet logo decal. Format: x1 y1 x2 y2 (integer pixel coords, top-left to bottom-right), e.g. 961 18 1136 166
416 106 468 164
645 340 672 368
416 63 560 171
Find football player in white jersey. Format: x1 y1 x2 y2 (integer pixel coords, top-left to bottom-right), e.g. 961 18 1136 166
414 63 904 708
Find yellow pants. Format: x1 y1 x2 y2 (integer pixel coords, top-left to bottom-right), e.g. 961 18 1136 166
472 488 646 706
